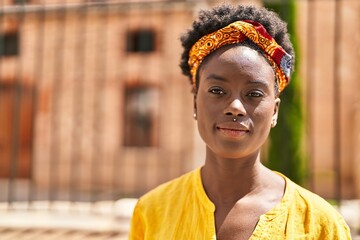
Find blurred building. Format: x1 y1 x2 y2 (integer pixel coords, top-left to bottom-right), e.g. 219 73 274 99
296 0 360 199
0 0 201 201
0 0 359 203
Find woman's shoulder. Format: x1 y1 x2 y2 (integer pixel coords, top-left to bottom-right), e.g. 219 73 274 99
130 168 205 238
282 175 351 238
285 177 339 214
138 168 200 207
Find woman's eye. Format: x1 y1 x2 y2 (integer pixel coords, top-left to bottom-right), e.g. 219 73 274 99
209 87 225 95
247 91 264 97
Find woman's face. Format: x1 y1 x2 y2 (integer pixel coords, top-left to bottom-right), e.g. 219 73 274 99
196 45 280 159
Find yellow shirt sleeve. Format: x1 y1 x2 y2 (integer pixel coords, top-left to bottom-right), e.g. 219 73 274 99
129 200 145 240
128 168 352 239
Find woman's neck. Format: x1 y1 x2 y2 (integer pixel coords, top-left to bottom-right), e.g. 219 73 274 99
201 150 272 205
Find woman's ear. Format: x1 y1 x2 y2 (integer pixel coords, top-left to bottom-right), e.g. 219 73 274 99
193 94 197 120
271 98 281 128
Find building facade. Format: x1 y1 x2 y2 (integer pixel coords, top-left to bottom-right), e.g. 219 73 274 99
0 0 359 202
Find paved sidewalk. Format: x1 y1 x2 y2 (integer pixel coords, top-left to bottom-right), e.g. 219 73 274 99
0 199 137 240
1 198 359 239
0 228 128 240
339 199 360 239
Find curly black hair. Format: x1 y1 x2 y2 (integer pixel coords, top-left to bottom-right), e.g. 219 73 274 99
179 4 295 93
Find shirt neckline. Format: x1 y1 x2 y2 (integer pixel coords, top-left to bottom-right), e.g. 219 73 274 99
194 167 293 237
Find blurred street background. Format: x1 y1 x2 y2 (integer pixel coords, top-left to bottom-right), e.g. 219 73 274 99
1 0 359 239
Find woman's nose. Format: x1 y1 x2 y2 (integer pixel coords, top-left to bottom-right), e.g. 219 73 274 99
224 99 246 116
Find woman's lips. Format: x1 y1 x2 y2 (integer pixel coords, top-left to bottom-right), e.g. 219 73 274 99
216 124 250 138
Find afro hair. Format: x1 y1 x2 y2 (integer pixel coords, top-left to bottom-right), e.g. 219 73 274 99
179 4 295 91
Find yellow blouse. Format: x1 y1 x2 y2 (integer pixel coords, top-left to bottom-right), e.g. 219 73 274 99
129 168 351 239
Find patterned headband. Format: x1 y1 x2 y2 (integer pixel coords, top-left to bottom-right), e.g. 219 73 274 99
188 20 292 93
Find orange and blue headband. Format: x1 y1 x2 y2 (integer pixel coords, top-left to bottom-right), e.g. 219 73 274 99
188 20 292 93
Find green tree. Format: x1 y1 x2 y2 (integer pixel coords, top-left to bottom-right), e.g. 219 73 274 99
263 0 306 185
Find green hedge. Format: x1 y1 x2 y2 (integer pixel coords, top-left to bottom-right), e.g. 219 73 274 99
263 0 307 185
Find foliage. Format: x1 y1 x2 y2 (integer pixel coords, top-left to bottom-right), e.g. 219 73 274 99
263 0 307 185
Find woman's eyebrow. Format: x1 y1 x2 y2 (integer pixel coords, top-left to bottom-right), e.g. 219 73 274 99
206 74 270 87
246 80 269 87
205 73 227 82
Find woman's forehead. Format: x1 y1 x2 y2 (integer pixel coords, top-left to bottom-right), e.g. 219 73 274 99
199 45 274 79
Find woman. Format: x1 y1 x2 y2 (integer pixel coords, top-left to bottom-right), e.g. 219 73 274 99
129 4 351 239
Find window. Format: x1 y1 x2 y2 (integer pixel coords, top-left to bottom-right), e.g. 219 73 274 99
0 32 20 57
123 85 159 147
126 29 156 53
0 82 33 178
13 0 27 4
